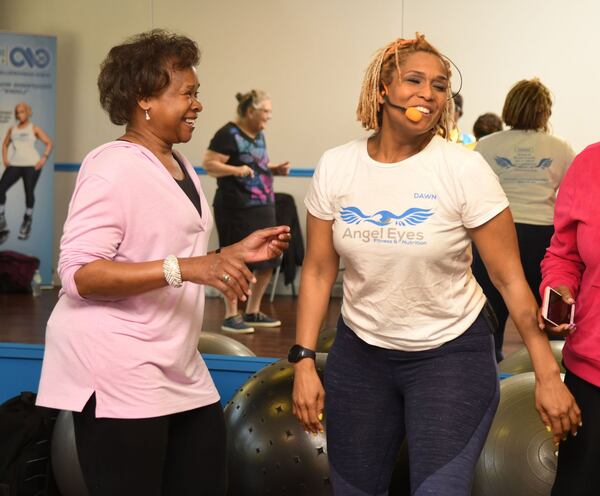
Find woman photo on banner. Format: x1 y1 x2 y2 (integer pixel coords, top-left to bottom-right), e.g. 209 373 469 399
1 101 53 244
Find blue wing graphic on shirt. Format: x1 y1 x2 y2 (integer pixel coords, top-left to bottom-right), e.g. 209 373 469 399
495 156 514 169
340 206 434 227
537 158 553 169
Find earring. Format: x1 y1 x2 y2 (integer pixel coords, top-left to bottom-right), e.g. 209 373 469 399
145 109 150 121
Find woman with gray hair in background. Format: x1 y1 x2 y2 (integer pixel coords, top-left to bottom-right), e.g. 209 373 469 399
203 90 290 334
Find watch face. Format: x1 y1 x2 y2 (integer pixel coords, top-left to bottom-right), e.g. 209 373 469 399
288 345 302 363
288 345 315 363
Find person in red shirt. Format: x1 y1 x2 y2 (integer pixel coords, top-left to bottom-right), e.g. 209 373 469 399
541 142 600 496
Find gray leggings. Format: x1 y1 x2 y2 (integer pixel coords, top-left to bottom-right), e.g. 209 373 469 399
325 310 499 495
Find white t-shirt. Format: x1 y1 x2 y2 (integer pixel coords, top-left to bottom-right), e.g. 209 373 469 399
9 123 40 166
305 135 509 351
475 130 574 225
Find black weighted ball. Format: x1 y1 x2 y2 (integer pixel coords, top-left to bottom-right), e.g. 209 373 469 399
224 353 332 495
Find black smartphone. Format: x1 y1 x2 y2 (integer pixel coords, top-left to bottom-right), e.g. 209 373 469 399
542 286 575 327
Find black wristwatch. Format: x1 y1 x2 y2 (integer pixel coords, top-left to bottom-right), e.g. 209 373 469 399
288 344 316 363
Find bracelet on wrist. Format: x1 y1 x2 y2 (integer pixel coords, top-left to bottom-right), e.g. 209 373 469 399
163 255 183 288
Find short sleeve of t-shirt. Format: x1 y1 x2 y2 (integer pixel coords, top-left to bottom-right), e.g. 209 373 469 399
455 151 509 228
304 152 335 220
208 125 237 158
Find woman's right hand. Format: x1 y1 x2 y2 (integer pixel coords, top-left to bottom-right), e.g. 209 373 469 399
292 360 325 433
179 252 255 302
235 165 254 178
535 374 581 445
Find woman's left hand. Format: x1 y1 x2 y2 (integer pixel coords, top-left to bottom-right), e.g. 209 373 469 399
226 225 291 263
535 375 581 445
34 157 46 170
537 285 576 337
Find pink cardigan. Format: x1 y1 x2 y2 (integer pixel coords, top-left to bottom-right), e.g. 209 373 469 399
36 142 220 418
540 142 600 388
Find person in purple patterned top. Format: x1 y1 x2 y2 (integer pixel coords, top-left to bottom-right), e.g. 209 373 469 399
203 90 290 333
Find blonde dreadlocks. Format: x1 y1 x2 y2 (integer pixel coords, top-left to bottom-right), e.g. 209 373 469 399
356 33 454 138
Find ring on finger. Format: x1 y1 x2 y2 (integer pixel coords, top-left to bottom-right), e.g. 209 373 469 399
222 273 231 283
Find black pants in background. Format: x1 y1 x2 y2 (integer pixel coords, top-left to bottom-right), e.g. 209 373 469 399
73 394 227 496
0 166 41 208
472 222 555 361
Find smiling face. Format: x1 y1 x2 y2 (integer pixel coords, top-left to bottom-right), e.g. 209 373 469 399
380 51 449 137
143 65 202 145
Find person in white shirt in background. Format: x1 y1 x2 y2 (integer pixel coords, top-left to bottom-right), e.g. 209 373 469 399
473 78 575 361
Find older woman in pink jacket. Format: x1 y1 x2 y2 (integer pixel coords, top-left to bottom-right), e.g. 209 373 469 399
36 30 289 496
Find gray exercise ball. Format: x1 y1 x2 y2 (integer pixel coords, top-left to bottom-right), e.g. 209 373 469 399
197 332 256 356
499 341 565 375
224 353 333 495
315 327 337 353
51 410 90 496
472 372 561 496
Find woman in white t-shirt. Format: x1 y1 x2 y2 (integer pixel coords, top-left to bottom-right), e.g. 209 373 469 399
290 33 580 495
0 101 53 242
474 78 575 361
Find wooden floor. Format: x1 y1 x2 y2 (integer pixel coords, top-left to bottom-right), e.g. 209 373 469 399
0 288 524 359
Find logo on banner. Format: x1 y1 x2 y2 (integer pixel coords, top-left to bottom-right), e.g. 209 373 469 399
9 46 51 69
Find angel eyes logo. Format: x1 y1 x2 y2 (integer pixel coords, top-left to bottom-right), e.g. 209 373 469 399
340 206 433 245
9 46 51 69
495 156 553 169
340 206 433 226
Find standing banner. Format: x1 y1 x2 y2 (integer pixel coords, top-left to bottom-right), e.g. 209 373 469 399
0 32 56 285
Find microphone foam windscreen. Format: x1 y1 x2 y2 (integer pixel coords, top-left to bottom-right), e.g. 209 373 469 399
405 107 423 123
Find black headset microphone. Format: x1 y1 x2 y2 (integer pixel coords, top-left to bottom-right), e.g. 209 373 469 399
383 95 423 123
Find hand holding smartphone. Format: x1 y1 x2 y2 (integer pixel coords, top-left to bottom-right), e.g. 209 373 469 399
542 286 575 327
